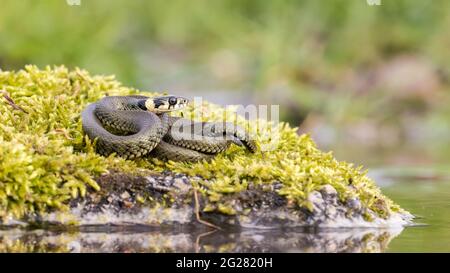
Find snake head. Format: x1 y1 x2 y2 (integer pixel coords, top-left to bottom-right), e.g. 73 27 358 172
144 96 189 113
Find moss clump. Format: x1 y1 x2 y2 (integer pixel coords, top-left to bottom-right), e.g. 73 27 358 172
0 65 405 221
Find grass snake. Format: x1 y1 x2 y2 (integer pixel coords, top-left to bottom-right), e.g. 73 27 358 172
81 95 257 161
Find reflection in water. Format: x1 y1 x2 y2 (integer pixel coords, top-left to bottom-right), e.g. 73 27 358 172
0 227 403 253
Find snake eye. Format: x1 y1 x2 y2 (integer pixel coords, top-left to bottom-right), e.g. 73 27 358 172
168 96 177 105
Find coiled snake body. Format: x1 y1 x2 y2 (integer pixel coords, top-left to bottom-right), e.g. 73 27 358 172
81 95 257 161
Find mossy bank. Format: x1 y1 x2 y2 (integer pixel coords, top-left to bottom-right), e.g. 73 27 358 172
0 65 412 228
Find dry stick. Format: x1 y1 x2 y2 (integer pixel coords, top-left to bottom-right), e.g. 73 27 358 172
71 80 81 96
76 70 89 82
1 90 29 114
195 229 218 253
193 188 221 230
54 128 73 140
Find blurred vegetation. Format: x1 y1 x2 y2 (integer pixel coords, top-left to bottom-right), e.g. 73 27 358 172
0 0 449 151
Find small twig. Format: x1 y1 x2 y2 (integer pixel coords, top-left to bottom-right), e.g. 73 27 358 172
55 128 73 140
193 188 221 230
195 229 218 253
76 70 89 82
71 80 81 96
1 90 28 114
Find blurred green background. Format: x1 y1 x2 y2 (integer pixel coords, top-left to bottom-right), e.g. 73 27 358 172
1 0 450 164
1 0 450 253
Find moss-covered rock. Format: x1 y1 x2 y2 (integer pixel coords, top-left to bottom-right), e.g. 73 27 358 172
0 65 412 228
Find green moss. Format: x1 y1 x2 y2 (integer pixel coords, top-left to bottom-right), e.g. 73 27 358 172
0 65 405 221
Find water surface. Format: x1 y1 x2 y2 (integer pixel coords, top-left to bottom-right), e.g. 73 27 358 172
379 173 450 252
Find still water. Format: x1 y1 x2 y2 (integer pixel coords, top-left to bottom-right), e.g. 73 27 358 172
379 172 450 252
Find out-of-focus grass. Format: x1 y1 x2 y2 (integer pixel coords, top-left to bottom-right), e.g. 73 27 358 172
0 0 449 143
